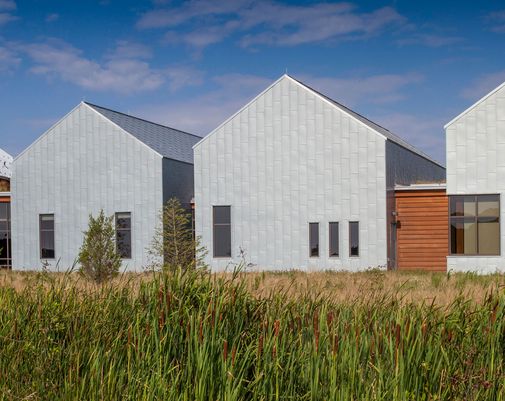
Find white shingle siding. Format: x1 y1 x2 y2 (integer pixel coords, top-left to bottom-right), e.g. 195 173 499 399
446 83 505 273
11 103 163 271
195 76 388 271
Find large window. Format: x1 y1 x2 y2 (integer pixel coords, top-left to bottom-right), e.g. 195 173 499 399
0 203 11 268
39 214 55 259
450 195 500 255
116 212 132 259
309 223 319 257
213 206 231 257
349 221 359 257
329 222 339 257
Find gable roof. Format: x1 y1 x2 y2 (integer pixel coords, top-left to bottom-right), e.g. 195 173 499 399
85 102 201 164
195 74 443 168
288 76 443 168
0 147 12 179
444 81 505 129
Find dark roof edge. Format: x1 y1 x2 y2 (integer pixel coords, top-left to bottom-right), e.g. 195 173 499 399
287 75 445 169
83 101 202 139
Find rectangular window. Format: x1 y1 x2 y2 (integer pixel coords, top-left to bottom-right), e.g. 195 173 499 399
329 222 339 257
116 212 131 259
0 203 11 268
309 222 319 257
450 195 500 255
349 221 359 257
213 206 231 257
39 214 55 259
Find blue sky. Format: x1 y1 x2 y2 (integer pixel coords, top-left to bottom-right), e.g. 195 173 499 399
0 0 504 163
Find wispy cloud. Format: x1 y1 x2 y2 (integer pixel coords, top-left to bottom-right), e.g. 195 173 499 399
45 13 59 23
20 39 202 94
0 0 17 25
486 10 505 33
0 45 20 72
461 70 505 100
136 71 422 138
396 33 463 48
296 72 424 107
138 1 406 50
374 112 446 164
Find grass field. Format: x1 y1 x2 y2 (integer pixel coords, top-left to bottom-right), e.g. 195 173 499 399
0 268 504 400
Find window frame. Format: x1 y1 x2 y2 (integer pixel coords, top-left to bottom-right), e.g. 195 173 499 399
329 222 339 258
449 194 500 256
213 205 232 258
309 222 319 258
115 212 132 260
349 221 360 258
39 214 55 260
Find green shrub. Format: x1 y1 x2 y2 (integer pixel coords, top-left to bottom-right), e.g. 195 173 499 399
78 210 121 283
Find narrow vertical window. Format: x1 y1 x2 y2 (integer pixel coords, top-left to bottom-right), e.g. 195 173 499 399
116 212 131 259
309 222 319 257
0 203 11 268
213 206 231 257
349 221 359 257
329 222 339 257
39 214 55 259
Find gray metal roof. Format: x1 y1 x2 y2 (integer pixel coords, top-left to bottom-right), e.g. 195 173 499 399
290 76 444 168
85 102 201 164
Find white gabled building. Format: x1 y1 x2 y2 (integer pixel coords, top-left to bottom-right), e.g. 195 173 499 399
12 102 199 271
445 82 505 273
194 75 445 272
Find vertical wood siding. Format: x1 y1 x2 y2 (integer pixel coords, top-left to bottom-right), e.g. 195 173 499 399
395 189 448 271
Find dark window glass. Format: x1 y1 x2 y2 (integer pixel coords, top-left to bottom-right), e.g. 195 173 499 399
116 212 131 259
329 222 339 257
213 206 231 257
0 203 11 268
450 195 500 255
349 221 359 257
39 214 55 259
309 223 319 257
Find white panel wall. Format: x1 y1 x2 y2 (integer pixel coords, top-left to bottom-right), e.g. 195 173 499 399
11 103 163 271
446 84 505 273
195 76 388 271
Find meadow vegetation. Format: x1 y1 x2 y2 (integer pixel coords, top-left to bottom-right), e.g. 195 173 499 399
0 268 504 400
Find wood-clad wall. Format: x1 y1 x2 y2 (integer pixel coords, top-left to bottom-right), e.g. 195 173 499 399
395 189 448 272
0 178 9 192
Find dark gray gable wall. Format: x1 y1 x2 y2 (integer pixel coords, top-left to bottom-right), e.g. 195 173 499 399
162 158 194 209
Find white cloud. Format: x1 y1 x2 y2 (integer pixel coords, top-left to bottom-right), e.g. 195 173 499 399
0 0 15 10
137 1 406 49
135 72 423 139
21 39 202 94
396 33 463 47
45 13 59 23
295 72 424 107
487 10 505 33
0 46 20 72
461 70 505 101
374 113 446 164
0 0 16 25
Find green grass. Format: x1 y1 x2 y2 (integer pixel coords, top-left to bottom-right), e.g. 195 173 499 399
0 269 504 400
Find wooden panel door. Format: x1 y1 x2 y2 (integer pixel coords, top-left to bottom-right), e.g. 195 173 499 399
395 189 448 272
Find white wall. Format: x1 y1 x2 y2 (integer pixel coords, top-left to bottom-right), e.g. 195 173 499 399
11 103 163 271
194 76 388 272
446 83 505 273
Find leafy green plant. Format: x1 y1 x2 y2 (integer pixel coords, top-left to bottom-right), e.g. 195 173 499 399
78 209 121 283
148 197 206 272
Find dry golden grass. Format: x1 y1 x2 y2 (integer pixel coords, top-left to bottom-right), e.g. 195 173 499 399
1 269 504 306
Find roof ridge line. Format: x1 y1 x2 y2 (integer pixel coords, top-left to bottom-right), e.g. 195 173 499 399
84 101 202 139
